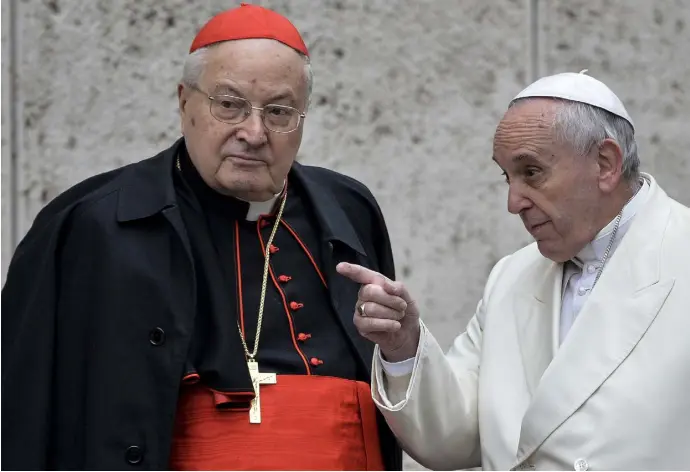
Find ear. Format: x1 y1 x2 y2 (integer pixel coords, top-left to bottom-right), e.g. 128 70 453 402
178 84 188 114
178 84 188 134
596 138 624 194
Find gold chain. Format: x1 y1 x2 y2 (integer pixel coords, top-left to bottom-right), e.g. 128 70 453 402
175 154 286 362
239 194 286 360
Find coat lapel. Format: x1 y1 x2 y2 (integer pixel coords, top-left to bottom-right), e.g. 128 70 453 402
514 178 675 465
513 259 561 396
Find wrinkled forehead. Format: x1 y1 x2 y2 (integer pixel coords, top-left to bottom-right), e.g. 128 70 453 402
494 100 559 146
491 100 564 165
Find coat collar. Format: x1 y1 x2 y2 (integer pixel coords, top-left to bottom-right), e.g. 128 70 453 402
289 162 367 256
116 140 181 223
116 138 366 256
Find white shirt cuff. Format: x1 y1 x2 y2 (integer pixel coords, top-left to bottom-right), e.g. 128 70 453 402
379 353 415 377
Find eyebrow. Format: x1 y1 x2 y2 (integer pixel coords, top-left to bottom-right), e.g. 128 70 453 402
492 153 537 164
213 83 297 105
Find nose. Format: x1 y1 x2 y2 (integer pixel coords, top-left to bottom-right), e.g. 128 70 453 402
235 108 267 147
507 183 532 215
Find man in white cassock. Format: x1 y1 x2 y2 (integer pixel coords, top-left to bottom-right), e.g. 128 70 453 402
337 72 690 471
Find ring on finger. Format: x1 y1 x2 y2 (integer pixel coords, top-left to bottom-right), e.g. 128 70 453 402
358 302 368 317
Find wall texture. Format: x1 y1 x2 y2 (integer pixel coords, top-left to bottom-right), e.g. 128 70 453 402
2 0 689 469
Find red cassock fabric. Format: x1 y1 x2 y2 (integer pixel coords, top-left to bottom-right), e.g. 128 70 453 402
169 375 385 470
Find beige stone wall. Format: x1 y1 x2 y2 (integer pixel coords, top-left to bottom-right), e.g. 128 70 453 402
2 1 689 469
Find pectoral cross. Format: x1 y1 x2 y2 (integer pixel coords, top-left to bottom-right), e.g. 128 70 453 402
247 359 276 424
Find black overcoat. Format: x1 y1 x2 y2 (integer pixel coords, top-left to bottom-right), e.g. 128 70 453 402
1 139 403 470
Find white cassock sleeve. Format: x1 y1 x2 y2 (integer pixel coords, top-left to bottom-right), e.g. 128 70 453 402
370 256 510 471
379 355 415 377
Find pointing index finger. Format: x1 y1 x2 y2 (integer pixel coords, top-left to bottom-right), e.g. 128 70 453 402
336 262 390 286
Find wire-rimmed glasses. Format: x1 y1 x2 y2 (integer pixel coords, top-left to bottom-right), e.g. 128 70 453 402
189 84 305 133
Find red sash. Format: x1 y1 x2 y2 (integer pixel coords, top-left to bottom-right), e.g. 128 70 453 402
169 375 385 470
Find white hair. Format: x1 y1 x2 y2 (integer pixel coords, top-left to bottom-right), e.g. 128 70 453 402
509 98 641 185
181 43 314 111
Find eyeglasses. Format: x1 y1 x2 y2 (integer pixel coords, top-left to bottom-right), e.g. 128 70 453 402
189 84 305 134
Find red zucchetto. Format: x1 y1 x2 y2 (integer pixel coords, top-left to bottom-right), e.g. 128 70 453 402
189 3 309 56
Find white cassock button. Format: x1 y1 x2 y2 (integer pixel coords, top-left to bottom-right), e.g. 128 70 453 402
587 265 596 274
574 458 589 471
577 286 588 296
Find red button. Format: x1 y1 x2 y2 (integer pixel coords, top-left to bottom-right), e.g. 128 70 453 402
259 219 270 229
278 275 292 283
297 333 312 342
310 357 323 366
269 245 279 254
289 301 303 310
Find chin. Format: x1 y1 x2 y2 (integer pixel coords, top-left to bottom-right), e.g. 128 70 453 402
535 240 571 263
217 177 274 200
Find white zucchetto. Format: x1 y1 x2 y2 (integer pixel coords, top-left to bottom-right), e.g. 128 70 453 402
513 70 634 131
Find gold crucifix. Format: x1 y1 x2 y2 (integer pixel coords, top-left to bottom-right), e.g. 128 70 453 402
247 359 276 424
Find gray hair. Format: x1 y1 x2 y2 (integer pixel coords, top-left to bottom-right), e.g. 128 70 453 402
181 43 314 111
510 98 641 185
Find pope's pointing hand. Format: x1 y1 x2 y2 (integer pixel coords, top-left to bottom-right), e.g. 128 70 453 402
335 262 420 363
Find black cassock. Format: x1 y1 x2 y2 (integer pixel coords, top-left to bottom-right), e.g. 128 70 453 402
1 138 402 470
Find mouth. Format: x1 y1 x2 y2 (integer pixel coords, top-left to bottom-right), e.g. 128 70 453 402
226 154 266 165
527 220 550 233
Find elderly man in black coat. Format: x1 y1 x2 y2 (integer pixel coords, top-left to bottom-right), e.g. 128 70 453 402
2 4 402 470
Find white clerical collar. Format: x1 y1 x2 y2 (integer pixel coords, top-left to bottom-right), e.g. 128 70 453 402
238 183 285 222
573 177 651 267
